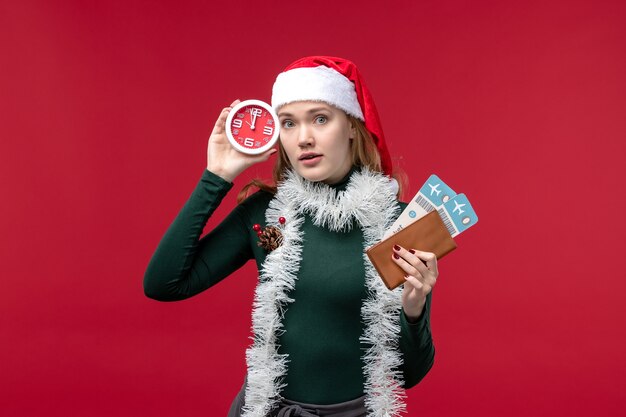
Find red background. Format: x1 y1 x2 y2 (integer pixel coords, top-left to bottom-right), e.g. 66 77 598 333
1 0 624 416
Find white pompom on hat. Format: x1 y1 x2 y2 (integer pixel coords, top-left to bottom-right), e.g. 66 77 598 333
271 56 393 176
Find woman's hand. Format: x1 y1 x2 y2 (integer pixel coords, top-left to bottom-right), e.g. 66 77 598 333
392 245 439 322
206 99 277 182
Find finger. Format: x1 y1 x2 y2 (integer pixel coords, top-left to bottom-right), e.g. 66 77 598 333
253 148 278 163
230 99 241 107
404 274 424 291
410 249 438 277
266 148 278 158
393 245 430 276
405 249 437 288
391 250 422 280
212 105 235 135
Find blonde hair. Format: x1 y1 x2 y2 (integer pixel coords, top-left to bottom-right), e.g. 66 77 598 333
237 115 405 202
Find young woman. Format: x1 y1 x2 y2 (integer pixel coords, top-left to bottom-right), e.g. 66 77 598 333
144 56 439 417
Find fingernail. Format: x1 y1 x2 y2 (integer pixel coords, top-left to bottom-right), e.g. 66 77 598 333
393 244 401 251
393 253 400 260
409 249 415 254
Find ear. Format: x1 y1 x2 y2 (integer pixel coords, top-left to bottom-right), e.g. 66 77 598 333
349 120 357 139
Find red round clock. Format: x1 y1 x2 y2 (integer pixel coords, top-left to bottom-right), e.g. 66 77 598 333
225 99 280 155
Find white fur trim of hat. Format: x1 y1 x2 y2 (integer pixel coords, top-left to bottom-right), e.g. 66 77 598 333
271 66 364 120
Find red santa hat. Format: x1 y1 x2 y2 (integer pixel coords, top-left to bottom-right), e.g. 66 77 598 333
271 56 393 177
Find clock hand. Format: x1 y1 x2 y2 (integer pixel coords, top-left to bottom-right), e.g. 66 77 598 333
250 113 257 130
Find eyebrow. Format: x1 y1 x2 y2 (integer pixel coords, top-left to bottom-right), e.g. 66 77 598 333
278 107 331 118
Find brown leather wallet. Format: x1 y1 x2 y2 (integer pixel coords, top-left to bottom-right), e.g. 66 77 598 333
366 210 457 290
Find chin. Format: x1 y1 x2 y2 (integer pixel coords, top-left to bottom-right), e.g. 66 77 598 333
297 172 327 183
293 166 330 183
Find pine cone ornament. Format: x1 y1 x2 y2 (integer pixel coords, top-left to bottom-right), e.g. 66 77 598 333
256 225 283 251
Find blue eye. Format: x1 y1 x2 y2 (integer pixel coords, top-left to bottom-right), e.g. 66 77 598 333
315 115 327 124
282 120 295 128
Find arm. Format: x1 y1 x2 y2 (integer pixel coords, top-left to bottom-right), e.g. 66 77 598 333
399 292 435 388
392 245 439 388
144 100 277 301
143 169 253 301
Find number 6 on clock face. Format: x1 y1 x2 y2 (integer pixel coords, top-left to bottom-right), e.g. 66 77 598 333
225 99 281 155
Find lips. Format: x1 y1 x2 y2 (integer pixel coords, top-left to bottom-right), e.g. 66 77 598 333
298 152 322 161
298 152 323 167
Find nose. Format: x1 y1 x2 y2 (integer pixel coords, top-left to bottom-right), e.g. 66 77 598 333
297 124 314 148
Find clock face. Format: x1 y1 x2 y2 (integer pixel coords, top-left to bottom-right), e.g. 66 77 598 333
225 99 280 155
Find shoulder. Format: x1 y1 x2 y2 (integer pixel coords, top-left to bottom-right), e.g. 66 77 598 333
235 189 274 218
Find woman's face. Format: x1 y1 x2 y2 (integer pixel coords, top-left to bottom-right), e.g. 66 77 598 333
278 101 355 184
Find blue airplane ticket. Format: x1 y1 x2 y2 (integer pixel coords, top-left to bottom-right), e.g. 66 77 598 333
385 175 479 239
437 193 479 237
383 174 457 238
